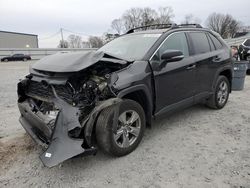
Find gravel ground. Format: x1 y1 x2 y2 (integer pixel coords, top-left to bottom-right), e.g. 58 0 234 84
0 61 250 188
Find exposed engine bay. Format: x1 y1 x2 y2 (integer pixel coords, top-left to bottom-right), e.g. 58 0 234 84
25 61 122 124
17 51 129 167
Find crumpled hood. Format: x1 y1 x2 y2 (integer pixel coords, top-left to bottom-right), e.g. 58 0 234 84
32 51 105 73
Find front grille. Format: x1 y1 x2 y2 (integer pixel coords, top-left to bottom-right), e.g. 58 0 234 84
26 81 73 103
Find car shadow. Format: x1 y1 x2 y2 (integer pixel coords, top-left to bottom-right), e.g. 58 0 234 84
56 104 213 171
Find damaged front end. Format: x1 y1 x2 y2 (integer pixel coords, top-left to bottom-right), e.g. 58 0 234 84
17 51 127 167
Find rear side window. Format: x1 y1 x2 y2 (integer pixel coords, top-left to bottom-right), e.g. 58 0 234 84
207 34 216 51
209 33 223 49
189 32 210 54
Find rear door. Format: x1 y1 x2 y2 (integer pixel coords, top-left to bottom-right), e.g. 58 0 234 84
187 32 222 96
150 32 196 113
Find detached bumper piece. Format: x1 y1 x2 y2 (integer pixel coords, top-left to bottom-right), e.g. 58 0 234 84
18 97 97 168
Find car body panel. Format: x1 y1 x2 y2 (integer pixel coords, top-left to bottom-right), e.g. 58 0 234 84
151 56 196 113
32 51 104 72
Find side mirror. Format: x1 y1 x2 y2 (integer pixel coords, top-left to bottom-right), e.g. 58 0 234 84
151 50 184 71
161 50 184 63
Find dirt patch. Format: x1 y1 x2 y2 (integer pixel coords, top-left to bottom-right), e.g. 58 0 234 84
0 134 35 173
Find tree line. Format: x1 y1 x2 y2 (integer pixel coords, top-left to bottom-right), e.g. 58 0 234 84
58 35 104 48
58 7 241 48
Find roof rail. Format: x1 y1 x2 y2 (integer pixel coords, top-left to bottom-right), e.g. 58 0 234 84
126 23 177 34
176 24 203 28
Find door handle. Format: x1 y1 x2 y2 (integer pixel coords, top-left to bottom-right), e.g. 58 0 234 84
186 64 196 70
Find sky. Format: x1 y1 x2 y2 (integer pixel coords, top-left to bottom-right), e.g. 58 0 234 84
0 0 249 48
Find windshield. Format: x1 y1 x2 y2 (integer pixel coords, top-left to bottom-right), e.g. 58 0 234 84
98 33 161 60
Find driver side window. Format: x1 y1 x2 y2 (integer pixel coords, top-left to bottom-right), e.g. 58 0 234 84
152 32 189 61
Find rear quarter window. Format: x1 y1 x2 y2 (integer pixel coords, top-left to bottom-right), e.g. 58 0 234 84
209 33 223 50
207 34 216 51
189 32 210 54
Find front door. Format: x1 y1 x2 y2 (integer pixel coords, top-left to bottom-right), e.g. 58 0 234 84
150 32 197 114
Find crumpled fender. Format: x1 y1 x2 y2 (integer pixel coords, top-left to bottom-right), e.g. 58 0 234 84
83 98 122 146
40 86 122 167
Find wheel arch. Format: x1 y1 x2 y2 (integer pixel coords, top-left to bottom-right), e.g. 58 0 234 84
213 67 233 92
117 84 153 127
219 69 233 92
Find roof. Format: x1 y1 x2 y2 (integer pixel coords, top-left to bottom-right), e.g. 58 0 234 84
126 24 208 35
128 27 210 36
0 30 38 37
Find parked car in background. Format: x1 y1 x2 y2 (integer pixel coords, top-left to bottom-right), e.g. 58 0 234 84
17 23 233 167
1 54 31 62
239 39 250 60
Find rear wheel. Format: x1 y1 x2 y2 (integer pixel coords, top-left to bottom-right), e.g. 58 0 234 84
23 58 27 61
206 75 230 109
4 59 8 62
95 99 145 156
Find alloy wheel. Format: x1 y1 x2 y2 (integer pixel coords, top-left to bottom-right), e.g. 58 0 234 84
217 80 228 105
114 110 141 148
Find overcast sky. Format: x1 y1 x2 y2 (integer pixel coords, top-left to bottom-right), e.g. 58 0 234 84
0 0 249 47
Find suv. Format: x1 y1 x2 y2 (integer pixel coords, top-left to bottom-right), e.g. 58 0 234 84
239 38 250 60
17 24 233 167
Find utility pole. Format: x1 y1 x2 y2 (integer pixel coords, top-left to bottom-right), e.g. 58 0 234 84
60 28 65 48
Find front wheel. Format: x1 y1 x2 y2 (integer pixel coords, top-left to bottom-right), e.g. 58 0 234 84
206 75 230 109
95 99 145 156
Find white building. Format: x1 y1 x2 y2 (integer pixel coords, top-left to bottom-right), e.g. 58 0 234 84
0 30 38 48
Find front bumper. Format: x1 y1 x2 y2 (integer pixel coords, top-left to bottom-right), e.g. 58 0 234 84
18 98 97 168
18 81 122 168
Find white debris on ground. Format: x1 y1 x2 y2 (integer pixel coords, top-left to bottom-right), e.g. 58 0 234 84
0 61 250 188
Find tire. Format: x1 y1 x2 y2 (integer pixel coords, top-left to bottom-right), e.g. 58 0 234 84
206 75 230 109
96 99 145 156
23 58 27 61
4 59 8 62
247 69 250 75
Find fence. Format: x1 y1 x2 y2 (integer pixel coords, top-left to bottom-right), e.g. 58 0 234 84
0 48 97 60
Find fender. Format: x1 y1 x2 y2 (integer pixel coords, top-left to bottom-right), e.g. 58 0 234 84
211 65 233 92
117 84 153 126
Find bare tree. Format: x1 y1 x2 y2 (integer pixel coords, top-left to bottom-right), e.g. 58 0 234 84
67 34 82 48
82 41 91 48
155 7 174 24
103 33 120 43
206 13 240 38
112 7 174 32
122 8 143 30
111 19 124 34
182 14 201 24
57 40 69 48
140 7 158 26
88 36 104 48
